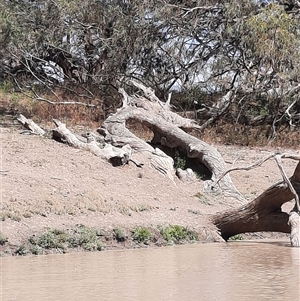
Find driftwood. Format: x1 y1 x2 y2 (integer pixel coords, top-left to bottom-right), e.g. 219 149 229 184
52 119 132 166
16 82 300 246
17 114 45 136
98 80 243 200
213 160 300 247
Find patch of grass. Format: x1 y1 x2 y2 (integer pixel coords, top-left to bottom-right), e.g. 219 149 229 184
29 226 104 252
69 225 104 251
132 227 152 244
161 225 198 244
23 212 32 218
113 228 127 242
0 233 8 245
31 229 70 250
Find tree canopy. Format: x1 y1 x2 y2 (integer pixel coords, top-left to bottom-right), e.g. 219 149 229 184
1 0 299 130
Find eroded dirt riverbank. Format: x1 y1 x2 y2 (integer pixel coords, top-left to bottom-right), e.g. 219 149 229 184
0 122 296 255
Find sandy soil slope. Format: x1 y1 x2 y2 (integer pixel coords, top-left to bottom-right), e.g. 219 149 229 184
0 120 297 254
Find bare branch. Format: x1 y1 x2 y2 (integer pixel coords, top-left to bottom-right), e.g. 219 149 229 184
274 155 300 212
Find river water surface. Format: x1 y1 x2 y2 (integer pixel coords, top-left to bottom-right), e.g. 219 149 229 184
1 240 299 301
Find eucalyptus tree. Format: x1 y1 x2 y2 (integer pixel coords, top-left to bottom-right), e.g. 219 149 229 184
0 0 299 130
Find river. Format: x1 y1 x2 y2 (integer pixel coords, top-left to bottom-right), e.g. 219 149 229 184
1 240 299 301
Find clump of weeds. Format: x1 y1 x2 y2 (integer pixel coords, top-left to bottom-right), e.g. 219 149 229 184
113 228 128 242
28 226 104 254
70 225 104 251
228 234 244 241
0 232 8 245
15 245 28 256
29 229 70 251
161 225 198 244
132 227 153 244
193 192 212 205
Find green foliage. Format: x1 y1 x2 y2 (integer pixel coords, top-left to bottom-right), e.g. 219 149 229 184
161 225 197 243
71 225 103 251
113 228 128 242
244 4 299 65
34 229 70 250
174 150 187 170
29 226 104 252
0 233 8 245
132 227 152 244
30 245 43 255
15 245 28 256
229 234 244 241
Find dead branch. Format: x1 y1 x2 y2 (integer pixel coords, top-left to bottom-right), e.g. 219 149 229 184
17 114 45 136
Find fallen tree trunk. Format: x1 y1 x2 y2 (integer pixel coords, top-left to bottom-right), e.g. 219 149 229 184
17 114 45 135
212 161 300 246
98 80 243 200
52 119 132 166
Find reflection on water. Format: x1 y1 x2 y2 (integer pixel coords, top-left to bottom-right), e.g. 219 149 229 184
1 240 299 301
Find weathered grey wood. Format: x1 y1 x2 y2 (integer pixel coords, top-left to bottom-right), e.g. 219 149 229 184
289 211 300 247
52 119 131 166
17 114 45 136
98 81 243 199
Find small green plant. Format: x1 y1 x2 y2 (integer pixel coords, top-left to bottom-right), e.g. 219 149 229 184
0 233 8 245
132 227 152 244
229 234 244 241
161 225 198 244
70 225 104 251
35 229 70 250
30 245 43 255
23 212 32 218
113 228 127 242
174 150 187 169
15 245 28 256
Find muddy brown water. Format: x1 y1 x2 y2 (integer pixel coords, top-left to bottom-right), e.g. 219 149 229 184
1 240 299 301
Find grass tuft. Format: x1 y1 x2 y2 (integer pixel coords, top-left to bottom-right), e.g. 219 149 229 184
161 225 198 244
0 233 8 245
132 227 152 244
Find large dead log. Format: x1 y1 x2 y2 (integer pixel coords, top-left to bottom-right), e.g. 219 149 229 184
212 161 300 246
98 81 243 200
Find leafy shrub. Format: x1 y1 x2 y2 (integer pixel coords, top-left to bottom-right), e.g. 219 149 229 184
161 225 198 243
36 229 70 250
70 225 104 251
132 227 152 244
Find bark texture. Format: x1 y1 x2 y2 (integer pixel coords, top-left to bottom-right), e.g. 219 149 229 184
98 81 243 200
212 162 300 245
52 119 132 166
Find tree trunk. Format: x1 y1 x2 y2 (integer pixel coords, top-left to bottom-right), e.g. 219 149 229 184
212 162 300 246
98 81 243 200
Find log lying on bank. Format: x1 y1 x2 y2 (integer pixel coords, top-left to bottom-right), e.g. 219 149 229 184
98 80 243 200
17 114 45 136
212 161 300 247
16 81 243 199
52 119 132 166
